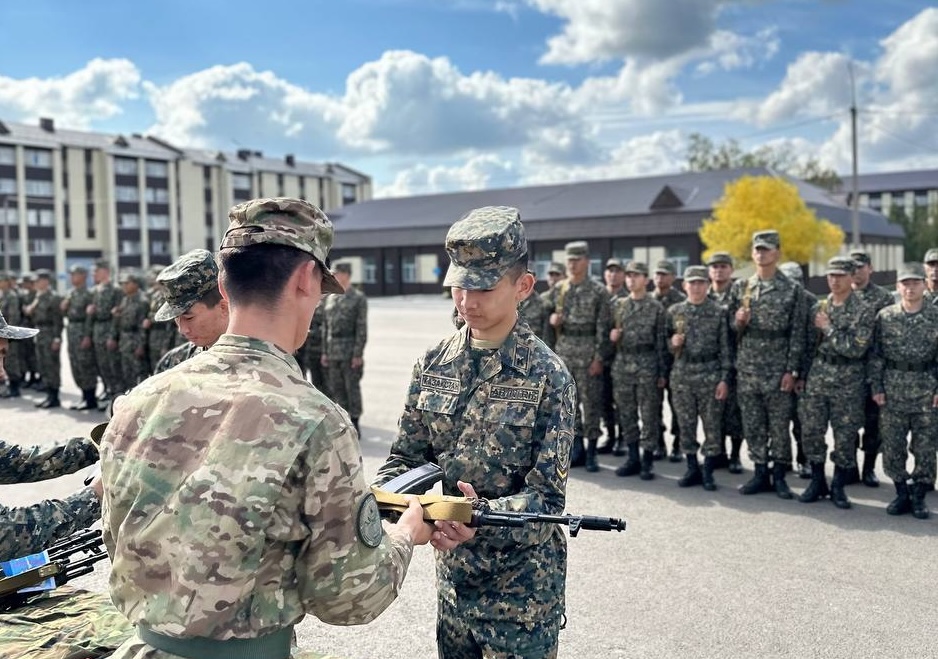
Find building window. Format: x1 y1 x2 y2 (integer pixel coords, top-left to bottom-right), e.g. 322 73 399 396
384 260 396 284
341 183 357 206
612 248 633 263
148 214 170 230
145 161 168 178
24 148 52 168
120 240 142 255
114 158 138 176
0 178 15 194
667 249 689 276
0 238 18 253
145 187 169 203
277 173 285 196
362 256 377 284
118 213 140 229
0 146 14 165
231 173 251 190
402 255 417 283
116 186 139 202
151 240 170 255
24 180 54 197
26 208 55 227
28 239 55 255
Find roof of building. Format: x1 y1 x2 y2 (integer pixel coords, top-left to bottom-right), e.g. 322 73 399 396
843 169 938 194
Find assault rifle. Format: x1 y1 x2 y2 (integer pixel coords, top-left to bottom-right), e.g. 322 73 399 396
373 463 626 537
0 528 108 611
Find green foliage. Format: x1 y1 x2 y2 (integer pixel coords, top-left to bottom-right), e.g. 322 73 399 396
888 204 938 261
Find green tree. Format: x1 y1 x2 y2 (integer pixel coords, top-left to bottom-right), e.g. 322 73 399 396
888 204 938 261
685 133 842 192
699 175 845 266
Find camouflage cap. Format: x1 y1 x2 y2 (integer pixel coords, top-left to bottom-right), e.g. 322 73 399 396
897 262 926 281
654 260 676 275
565 241 589 259
19 273 35 283
0 310 39 340
624 260 648 276
825 256 856 276
221 197 343 295
69 264 88 275
118 270 144 286
443 206 527 290
924 248 938 264
849 250 871 266
706 252 733 267
154 249 219 322
753 230 780 249
93 258 111 270
333 262 352 275
682 265 709 282
605 258 623 271
547 262 566 276
779 261 804 286
34 269 53 280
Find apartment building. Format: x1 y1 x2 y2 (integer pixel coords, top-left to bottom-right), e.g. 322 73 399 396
845 169 938 221
0 117 371 278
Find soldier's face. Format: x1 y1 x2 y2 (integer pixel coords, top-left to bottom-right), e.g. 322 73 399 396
452 271 533 341
851 263 871 288
897 278 925 303
70 272 87 288
547 272 563 287
708 263 732 284
752 245 779 267
653 272 673 290
827 273 851 296
625 272 647 294
176 299 230 348
925 261 938 283
566 256 587 278
604 267 624 288
684 280 709 303
35 278 50 292
93 267 108 284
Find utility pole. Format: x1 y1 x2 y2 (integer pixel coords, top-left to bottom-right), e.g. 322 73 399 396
849 61 861 250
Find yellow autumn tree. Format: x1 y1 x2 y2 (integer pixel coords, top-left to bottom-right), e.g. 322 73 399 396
699 175 844 266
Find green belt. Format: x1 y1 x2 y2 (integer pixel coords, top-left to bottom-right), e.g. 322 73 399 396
137 625 294 659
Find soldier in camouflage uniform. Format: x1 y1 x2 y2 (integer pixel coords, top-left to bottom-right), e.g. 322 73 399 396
88 259 123 402
599 258 627 456
518 274 548 342
24 269 64 409
295 298 329 394
17 274 39 389
798 257 876 510
546 241 611 470
539 261 565 350
611 261 667 480
152 249 229 375
374 205 574 659
869 263 938 520
62 264 99 411
113 271 150 393
850 249 897 488
729 230 806 499
707 251 744 473
924 248 938 304
322 262 368 434
0 272 26 398
100 197 443 659
144 266 178 375
652 259 687 463
666 266 731 491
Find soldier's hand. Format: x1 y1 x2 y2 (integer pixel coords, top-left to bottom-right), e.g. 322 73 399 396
735 307 750 327
431 480 477 552
80 336 92 349
142 318 152 330
51 338 61 353
549 312 563 328
393 496 434 546
59 299 69 313
351 357 363 370
588 358 603 377
86 303 96 315
715 381 728 401
932 394 938 408
671 333 685 348
780 372 795 392
107 338 118 351
609 328 622 343
111 307 120 317
873 393 885 407
814 312 831 331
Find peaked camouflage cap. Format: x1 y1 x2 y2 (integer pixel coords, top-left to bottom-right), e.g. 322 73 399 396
655 260 676 275
0 311 40 340
221 197 343 294
706 251 733 266
753 230 781 249
683 265 709 282
547 262 566 276
624 260 648 275
443 206 527 290
897 262 926 281
155 249 220 321
849 250 872 266
924 248 938 264
565 241 589 259
825 256 856 276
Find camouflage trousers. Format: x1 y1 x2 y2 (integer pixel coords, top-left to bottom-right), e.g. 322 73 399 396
34 331 61 389
671 372 724 457
738 372 793 465
720 380 743 439
857 388 881 455
436 598 559 659
118 335 149 394
326 359 363 418
600 364 617 439
561 359 603 440
2 338 25 382
799 383 864 468
67 325 98 390
22 337 37 375
879 402 938 485
612 370 660 452
93 322 121 395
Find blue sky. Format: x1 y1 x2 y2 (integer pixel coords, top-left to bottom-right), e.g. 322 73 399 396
1 0 936 196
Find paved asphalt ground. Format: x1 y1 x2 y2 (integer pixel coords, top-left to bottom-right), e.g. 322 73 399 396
2 295 935 658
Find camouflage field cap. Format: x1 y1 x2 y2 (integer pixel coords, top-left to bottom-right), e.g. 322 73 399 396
34 269 53 280
547 262 566 276
897 262 926 281
779 261 804 285
0 311 39 340
443 206 527 290
849 250 871 266
624 260 648 276
93 258 110 270
69 264 88 275
221 197 343 295
706 252 733 267
654 260 676 275
924 248 938 264
334 262 352 275
683 265 709 282
605 258 623 271
154 249 219 322
753 230 780 249
825 256 856 276
565 241 589 259
118 271 143 286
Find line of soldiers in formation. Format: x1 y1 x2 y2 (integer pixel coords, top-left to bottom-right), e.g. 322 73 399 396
513 231 937 520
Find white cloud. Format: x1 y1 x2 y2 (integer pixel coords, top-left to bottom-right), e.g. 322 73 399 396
0 58 140 128
376 154 516 197
696 28 780 75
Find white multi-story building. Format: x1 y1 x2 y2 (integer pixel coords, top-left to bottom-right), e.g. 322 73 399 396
0 117 371 277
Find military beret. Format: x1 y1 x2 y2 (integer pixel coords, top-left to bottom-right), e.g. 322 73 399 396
155 249 219 322
443 206 527 291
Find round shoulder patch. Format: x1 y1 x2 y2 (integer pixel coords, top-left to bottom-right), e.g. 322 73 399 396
562 382 577 419
356 492 383 549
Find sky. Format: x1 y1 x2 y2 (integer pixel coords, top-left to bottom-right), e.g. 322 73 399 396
0 0 936 198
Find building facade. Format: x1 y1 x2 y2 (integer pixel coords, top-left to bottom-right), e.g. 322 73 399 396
847 169 938 222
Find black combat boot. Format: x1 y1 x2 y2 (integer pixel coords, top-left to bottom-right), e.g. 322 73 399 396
615 443 641 477
570 436 586 468
910 482 930 520
37 388 60 409
71 388 99 411
0 379 21 398
585 439 599 473
739 463 772 495
797 462 812 479
652 438 666 461
861 451 880 488
668 438 682 463
773 462 793 500
798 463 830 503
842 450 861 485
830 466 851 509
886 480 912 516
351 417 360 435
639 449 655 481
612 436 627 457
678 454 703 487
702 456 718 491
711 440 729 470
728 437 744 474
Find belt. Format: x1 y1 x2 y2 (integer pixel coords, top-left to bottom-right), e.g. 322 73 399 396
621 343 655 354
745 328 789 340
817 353 863 367
682 353 719 365
331 332 356 338
562 328 595 338
885 359 932 373
137 625 293 659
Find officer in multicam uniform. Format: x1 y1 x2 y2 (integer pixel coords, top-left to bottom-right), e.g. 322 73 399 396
0 272 27 398
88 259 123 402
599 258 627 456
100 197 442 659
652 259 686 463
374 206 574 659
849 249 897 488
869 262 938 520
547 241 611 470
152 249 229 374
797 257 876 510
62 264 99 411
322 262 368 434
729 230 806 500
539 261 566 350
113 271 150 393
611 261 667 480
666 266 731 491
707 251 744 473
24 269 64 409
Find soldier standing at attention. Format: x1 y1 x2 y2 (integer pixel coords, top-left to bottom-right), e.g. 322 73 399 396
517 272 548 342
869 263 938 520
850 249 898 488
25 269 64 409
599 258 627 456
62 264 99 411
113 272 150 393
322 262 368 435
707 252 743 473
299 298 329 395
18 274 40 389
143 266 177 375
100 197 448 659
374 206 573 659
923 248 938 304
666 266 731 491
730 230 806 499
652 259 686 463
547 241 611 470
88 260 123 402
798 257 876 510
539 262 566 350
0 272 26 398
611 261 667 480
